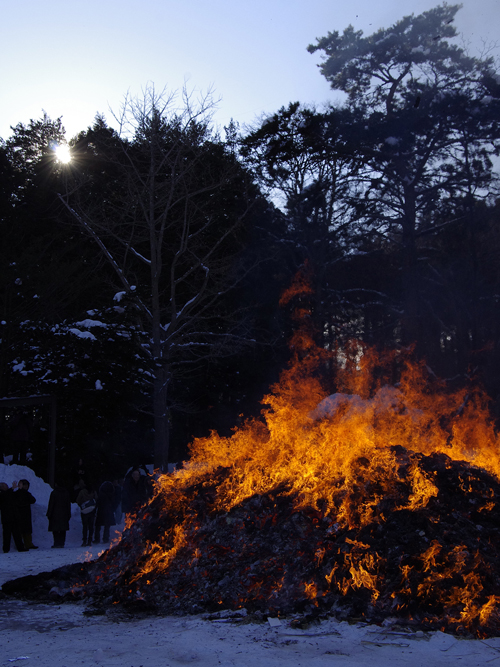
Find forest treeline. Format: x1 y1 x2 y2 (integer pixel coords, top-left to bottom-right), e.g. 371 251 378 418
1 4 500 478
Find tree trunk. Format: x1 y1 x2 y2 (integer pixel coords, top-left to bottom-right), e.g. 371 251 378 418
153 365 170 472
400 186 420 348
148 135 171 473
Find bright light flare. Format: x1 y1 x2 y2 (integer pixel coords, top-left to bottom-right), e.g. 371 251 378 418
55 144 71 164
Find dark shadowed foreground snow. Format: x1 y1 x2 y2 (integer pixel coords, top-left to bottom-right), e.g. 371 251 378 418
0 464 499 666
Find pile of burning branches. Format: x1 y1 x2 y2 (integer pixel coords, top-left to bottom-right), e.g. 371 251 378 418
4 345 500 638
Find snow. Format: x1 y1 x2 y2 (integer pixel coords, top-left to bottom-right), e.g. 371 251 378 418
74 319 108 328
68 328 97 341
0 464 498 666
12 361 27 374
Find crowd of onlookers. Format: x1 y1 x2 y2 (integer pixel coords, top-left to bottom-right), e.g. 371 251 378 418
0 461 154 552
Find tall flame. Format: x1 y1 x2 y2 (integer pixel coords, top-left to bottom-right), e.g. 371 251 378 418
82 267 500 636
164 344 499 527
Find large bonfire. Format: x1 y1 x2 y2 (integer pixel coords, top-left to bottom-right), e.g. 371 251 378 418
4 277 500 638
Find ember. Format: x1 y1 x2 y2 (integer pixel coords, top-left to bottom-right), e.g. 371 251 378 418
4 344 500 638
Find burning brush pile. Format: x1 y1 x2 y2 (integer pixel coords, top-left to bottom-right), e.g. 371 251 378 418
5 346 500 638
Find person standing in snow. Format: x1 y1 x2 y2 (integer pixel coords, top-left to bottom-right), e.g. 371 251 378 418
46 481 71 548
112 478 123 524
15 479 38 549
122 467 152 518
0 481 27 552
94 481 115 544
76 480 97 547
71 457 88 502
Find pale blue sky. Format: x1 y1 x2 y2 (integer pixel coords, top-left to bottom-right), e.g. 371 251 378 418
1 0 499 140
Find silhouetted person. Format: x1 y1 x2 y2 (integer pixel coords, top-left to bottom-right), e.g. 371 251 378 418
112 479 123 524
122 467 152 517
71 457 88 502
16 479 38 549
46 481 71 548
0 482 27 552
94 481 115 544
76 480 97 547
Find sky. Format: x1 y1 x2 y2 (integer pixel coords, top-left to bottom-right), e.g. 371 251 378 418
1 461 499 667
1 0 500 142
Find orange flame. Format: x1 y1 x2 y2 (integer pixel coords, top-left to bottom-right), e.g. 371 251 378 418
91 294 500 637
171 344 500 523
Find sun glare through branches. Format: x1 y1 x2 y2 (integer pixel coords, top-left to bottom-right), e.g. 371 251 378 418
54 143 71 164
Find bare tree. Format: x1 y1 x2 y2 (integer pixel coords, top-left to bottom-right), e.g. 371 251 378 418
58 85 257 470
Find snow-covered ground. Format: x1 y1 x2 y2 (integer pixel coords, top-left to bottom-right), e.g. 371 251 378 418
0 464 499 666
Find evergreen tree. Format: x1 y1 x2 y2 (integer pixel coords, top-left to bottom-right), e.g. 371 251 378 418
0 114 151 475
308 3 500 358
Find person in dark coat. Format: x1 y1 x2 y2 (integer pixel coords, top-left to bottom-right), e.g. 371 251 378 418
46 482 71 548
15 479 38 549
94 481 115 544
112 479 123 525
76 480 97 547
71 458 88 503
0 482 27 553
122 467 152 517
